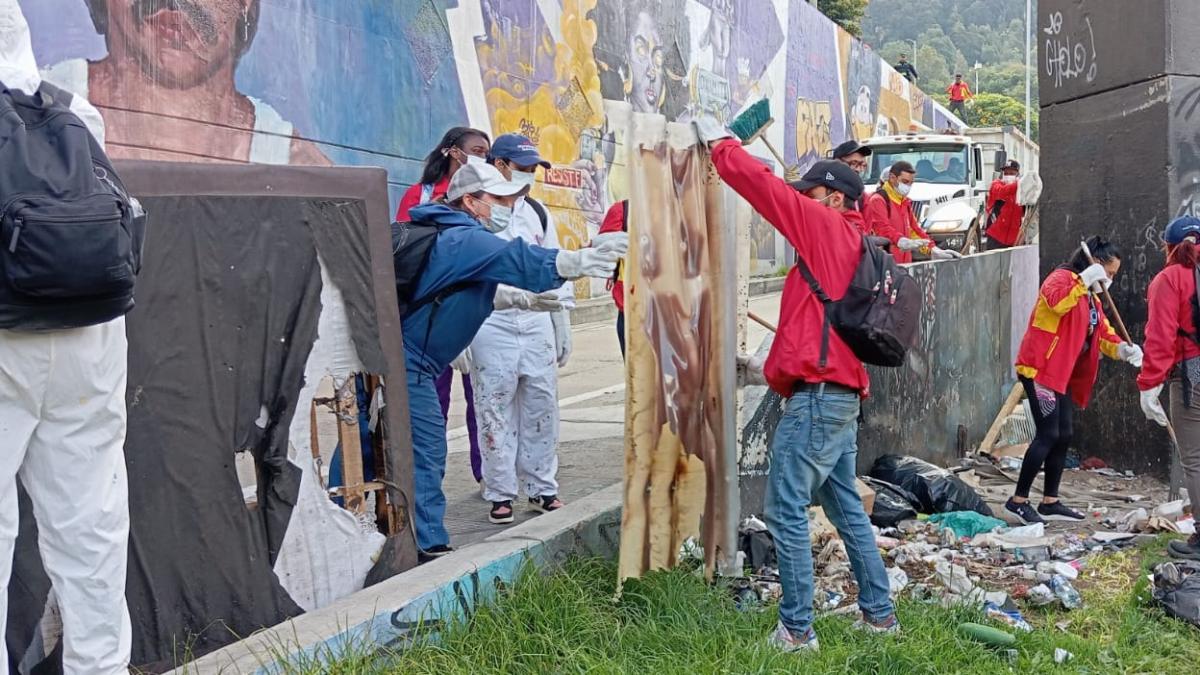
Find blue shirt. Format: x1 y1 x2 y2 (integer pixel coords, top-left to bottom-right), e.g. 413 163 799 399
401 204 565 376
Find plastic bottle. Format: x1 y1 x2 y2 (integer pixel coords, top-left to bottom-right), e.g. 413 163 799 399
1049 574 1082 609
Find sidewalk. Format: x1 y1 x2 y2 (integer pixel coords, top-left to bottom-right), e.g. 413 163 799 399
440 292 783 549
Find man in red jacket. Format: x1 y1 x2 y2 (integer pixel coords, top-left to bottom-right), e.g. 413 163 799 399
985 160 1025 250
946 74 973 120
695 118 897 653
863 161 960 263
597 200 629 357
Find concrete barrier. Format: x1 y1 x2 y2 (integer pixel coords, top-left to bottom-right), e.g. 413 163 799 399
738 247 1040 516
174 484 623 674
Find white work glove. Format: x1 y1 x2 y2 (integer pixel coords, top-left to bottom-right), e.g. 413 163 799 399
450 349 472 374
550 311 572 367
930 247 963 260
736 353 767 387
1140 384 1168 427
591 231 629 256
556 248 619 279
493 285 564 312
897 237 931 252
694 115 733 145
1118 343 1144 368
1079 263 1111 293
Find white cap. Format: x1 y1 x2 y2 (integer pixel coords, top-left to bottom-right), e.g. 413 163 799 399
446 162 530 202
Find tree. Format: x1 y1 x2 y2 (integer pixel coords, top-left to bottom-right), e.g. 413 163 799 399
953 92 1039 139
818 0 869 37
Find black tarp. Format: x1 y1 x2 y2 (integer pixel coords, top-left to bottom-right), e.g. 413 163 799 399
7 162 413 673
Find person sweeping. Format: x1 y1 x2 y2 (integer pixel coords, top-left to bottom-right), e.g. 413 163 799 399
1137 216 1200 559
1006 236 1144 524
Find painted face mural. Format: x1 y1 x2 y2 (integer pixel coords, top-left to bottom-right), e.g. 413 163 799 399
629 11 663 113
99 0 256 89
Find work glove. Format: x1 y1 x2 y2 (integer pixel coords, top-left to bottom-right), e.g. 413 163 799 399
1078 263 1112 294
450 349 472 374
897 237 931 252
930 247 963 261
591 231 629 255
735 353 767 388
1140 384 1168 427
493 285 564 312
550 311 572 367
1118 343 1144 368
556 248 619 279
693 115 733 146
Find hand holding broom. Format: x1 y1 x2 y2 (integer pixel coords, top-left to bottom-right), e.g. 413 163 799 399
695 99 801 179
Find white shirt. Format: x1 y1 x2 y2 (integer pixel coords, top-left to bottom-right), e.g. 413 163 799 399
494 197 576 309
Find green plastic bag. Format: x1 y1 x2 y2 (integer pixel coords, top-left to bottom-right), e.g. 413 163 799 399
928 511 1008 538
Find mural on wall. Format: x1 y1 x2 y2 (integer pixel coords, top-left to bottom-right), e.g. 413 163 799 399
22 0 959 301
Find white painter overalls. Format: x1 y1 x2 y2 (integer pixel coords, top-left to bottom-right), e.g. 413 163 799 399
470 198 574 502
0 3 132 671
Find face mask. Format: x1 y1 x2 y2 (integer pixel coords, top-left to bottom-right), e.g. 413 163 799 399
510 170 536 188
896 182 912 197
1002 175 1017 184
483 203 513 233
465 154 487 167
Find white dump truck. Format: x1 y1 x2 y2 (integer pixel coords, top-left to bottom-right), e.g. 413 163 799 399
859 126 1040 252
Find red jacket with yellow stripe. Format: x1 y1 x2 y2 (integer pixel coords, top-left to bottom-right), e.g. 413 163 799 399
1015 268 1123 408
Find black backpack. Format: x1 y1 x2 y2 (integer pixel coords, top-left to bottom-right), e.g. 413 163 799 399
795 236 921 368
0 81 145 330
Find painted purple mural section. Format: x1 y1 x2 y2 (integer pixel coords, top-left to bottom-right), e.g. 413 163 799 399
784 0 844 169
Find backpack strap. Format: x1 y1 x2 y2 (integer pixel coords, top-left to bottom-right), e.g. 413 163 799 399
792 253 835 371
612 199 629 284
527 197 549 236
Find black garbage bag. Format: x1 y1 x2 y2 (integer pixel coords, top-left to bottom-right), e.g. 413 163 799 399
860 476 920 528
1153 560 1200 629
739 529 776 570
869 455 994 517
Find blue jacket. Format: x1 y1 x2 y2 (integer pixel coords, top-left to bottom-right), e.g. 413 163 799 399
402 203 565 376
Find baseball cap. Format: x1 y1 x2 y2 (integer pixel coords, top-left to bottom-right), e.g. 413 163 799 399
446 162 529 202
489 134 551 168
790 160 865 201
832 140 871 159
1002 159 1021 172
1164 215 1200 245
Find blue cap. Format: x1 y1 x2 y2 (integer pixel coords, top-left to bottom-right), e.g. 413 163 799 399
1165 215 1200 245
489 134 550 169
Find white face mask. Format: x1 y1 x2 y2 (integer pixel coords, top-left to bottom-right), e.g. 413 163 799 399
510 170 536 188
1002 175 1018 184
896 182 912 197
483 203 513 233
465 154 487 167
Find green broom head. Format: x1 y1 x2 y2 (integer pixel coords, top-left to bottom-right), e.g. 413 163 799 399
729 99 771 142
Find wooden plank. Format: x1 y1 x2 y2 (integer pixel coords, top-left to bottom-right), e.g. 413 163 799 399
335 377 367 515
980 382 1025 454
619 111 738 583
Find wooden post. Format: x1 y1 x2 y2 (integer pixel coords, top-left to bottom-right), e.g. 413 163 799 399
334 377 367 515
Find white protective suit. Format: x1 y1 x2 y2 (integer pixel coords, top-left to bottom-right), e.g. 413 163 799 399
0 2 132 672
470 197 575 503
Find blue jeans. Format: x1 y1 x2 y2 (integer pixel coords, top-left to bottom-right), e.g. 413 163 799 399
408 368 451 550
765 388 893 634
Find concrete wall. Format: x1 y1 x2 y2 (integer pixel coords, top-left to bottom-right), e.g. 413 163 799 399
739 247 1039 516
21 0 960 297
1039 0 1200 475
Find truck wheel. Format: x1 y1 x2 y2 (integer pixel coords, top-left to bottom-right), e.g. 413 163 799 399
961 221 981 255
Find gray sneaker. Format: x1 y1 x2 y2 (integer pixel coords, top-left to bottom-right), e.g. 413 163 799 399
853 613 901 635
767 621 819 653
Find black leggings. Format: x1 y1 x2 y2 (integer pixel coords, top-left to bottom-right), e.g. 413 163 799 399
1015 377 1074 499
616 311 626 360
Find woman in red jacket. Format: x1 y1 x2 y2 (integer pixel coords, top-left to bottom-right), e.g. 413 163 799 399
597 200 629 358
1007 237 1143 524
1138 216 1200 559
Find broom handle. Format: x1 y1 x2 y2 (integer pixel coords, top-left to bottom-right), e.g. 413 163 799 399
749 311 777 333
1079 240 1133 343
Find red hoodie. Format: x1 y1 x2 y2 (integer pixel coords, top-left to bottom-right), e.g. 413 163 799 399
597 201 628 311
862 188 932 264
1015 268 1123 407
395 177 450 222
985 179 1024 247
1139 264 1200 390
711 140 869 397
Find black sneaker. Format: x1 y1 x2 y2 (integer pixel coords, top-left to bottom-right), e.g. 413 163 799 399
489 500 515 524
1169 534 1200 560
418 544 454 562
1005 498 1045 524
529 495 564 514
1037 501 1085 522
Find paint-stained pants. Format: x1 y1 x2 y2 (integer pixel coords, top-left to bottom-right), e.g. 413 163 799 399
471 311 560 503
1169 379 1200 515
408 367 452 550
0 319 132 674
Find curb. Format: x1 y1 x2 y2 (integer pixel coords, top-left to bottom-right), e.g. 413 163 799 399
174 483 624 674
571 276 784 326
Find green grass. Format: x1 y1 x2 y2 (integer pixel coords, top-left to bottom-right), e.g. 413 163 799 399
275 540 1200 674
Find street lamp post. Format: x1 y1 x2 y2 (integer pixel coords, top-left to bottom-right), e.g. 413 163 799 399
973 61 982 94
908 39 918 69
1025 0 1032 141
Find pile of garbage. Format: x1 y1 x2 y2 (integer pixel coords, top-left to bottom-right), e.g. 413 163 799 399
732 453 1197 644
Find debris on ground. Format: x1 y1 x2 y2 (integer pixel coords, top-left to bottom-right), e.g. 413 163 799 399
1054 647 1074 663
928 511 1007 538
870 455 994 517
1152 560 1200 629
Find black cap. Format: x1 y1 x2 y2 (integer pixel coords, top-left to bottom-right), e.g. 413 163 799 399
832 140 872 159
790 160 865 201
1002 159 1021 172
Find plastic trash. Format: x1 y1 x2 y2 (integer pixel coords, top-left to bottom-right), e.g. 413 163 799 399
935 560 975 595
1049 574 1082 610
869 455 995 517
1027 583 1056 606
887 566 909 597
860 476 920 528
1037 561 1079 580
1054 648 1074 663
928 511 1008 538
959 622 1016 647
985 601 1033 632
1151 560 1200 629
